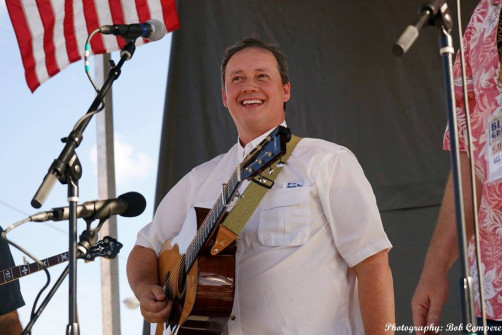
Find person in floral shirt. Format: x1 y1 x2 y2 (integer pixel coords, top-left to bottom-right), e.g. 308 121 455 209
412 0 502 333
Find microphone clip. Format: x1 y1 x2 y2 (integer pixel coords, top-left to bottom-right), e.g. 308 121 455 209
119 40 136 61
78 217 109 256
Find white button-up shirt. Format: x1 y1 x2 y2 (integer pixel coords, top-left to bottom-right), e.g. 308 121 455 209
136 125 392 334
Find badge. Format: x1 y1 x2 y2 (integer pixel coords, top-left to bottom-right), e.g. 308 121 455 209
487 111 502 181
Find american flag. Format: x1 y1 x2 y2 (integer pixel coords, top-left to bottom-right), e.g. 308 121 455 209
6 0 180 92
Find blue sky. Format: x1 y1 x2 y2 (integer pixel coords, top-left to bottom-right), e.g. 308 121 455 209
0 1 170 333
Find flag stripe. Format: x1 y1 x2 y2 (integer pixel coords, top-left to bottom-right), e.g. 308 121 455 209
120 0 139 23
22 0 49 90
52 1 70 72
120 0 146 46
82 0 106 54
6 0 40 91
146 0 161 21
108 0 126 48
36 0 59 77
64 0 81 63
135 0 151 22
6 0 180 92
160 0 179 32
95 1 119 51
73 0 90 59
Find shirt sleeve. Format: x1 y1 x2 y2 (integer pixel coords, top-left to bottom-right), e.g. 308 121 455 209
314 148 392 267
135 170 195 255
0 226 25 315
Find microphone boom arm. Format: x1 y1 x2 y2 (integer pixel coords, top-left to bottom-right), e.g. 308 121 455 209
31 40 136 208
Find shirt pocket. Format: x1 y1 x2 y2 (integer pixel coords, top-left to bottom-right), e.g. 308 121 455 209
258 186 311 247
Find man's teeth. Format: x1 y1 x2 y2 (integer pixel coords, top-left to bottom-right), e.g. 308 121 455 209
242 99 263 105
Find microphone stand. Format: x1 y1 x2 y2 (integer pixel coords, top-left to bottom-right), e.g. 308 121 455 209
393 1 477 332
30 40 136 335
22 222 111 335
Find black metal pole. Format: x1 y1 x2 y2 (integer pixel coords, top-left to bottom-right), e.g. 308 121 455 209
67 175 80 335
394 1 477 332
439 27 477 333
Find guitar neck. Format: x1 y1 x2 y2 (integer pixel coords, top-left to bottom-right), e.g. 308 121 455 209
0 252 69 286
183 168 241 272
179 126 289 276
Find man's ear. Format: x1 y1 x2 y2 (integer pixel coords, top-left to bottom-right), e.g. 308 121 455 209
283 82 291 102
222 88 228 108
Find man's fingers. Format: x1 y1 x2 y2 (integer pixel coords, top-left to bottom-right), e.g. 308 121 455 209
151 285 167 301
141 300 173 323
412 298 429 335
424 299 443 335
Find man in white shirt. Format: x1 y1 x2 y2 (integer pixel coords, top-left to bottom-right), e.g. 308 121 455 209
127 37 395 334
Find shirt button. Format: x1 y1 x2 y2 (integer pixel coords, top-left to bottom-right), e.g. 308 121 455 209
230 315 236 321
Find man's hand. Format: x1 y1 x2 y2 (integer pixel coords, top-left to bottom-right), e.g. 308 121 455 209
411 153 480 335
412 270 450 335
137 284 173 323
127 245 173 324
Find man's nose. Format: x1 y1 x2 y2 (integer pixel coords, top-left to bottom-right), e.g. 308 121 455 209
242 80 258 93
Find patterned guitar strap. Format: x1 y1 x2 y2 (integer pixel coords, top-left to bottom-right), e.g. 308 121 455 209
210 134 302 255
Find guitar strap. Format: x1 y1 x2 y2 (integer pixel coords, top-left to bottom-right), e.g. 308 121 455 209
211 134 302 256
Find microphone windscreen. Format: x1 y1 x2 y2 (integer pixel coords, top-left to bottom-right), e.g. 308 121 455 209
119 192 147 217
145 19 166 41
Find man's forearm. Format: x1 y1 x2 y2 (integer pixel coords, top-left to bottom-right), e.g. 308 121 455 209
354 250 395 334
422 152 482 276
127 245 160 298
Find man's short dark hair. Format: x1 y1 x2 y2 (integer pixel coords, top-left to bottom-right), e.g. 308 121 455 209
220 37 289 88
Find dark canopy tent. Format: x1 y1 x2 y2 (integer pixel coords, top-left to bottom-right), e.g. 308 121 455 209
155 0 478 329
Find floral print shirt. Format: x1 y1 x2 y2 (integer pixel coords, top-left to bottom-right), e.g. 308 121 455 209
444 0 502 319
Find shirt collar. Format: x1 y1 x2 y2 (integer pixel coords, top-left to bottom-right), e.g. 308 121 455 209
237 121 288 163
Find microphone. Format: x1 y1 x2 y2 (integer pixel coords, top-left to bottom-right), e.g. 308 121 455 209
99 19 167 41
392 0 447 56
29 192 146 222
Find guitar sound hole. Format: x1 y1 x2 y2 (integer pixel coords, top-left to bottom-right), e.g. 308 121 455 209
165 272 173 299
177 269 186 295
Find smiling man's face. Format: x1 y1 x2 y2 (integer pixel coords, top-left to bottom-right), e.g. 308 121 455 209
222 47 290 145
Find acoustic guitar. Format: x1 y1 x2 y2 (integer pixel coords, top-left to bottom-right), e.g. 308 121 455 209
156 126 290 335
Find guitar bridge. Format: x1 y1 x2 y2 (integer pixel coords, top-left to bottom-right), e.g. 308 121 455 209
252 175 274 189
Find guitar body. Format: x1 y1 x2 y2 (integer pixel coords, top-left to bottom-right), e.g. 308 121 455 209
156 207 236 335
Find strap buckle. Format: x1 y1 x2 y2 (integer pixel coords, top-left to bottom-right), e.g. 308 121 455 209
252 175 274 189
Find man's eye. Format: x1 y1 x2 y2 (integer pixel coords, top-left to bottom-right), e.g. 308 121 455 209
232 77 243 82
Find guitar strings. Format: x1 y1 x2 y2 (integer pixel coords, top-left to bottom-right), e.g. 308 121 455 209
163 168 240 296
164 147 273 294
164 147 272 293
